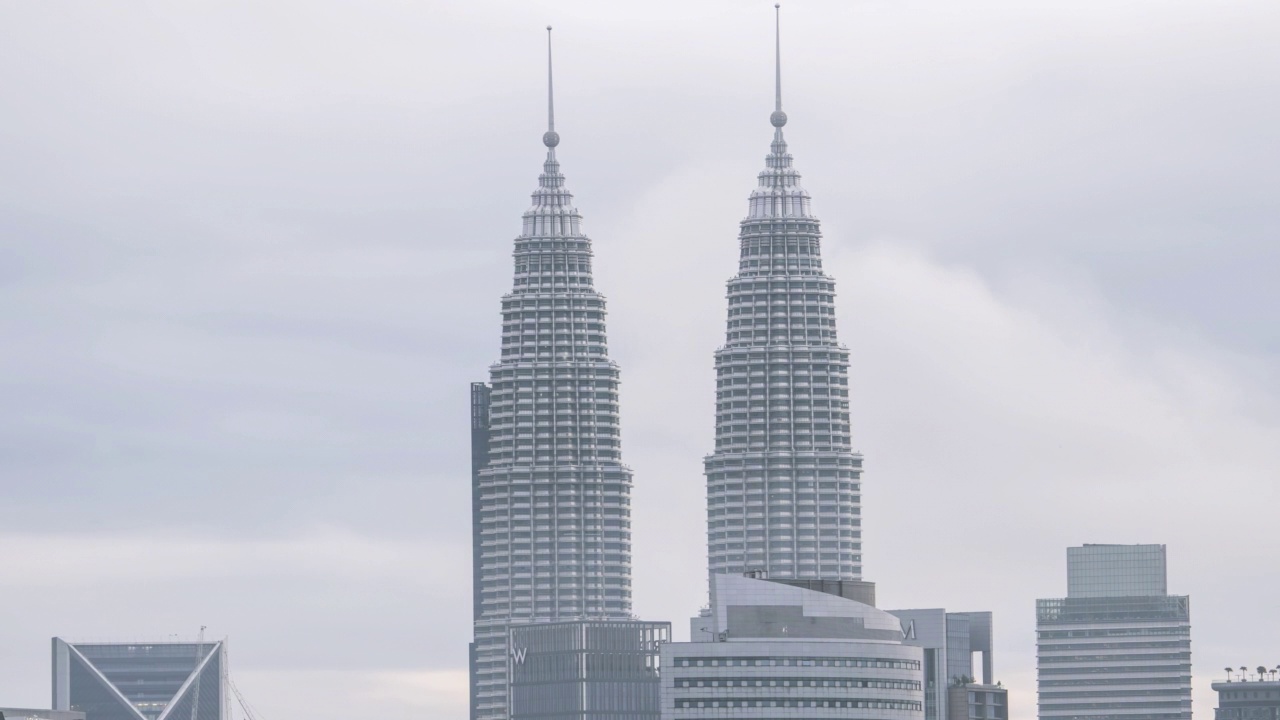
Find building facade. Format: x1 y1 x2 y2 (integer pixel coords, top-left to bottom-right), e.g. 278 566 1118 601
1 709 85 720
1036 544 1192 720
51 638 225 720
469 31 638 720
508 620 671 720
888 609 1000 720
948 685 1008 720
661 574 924 720
1212 673 1280 720
703 5 862 583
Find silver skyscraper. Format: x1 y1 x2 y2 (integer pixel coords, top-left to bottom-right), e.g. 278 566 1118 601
469 30 635 720
705 7 863 582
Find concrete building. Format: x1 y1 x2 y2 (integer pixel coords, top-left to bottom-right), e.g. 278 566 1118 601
1212 670 1280 720
1036 544 1192 720
948 685 1008 720
888 609 1003 720
468 29 658 720
703 3 863 583
51 638 225 720
661 574 924 720
0 709 85 720
508 620 671 720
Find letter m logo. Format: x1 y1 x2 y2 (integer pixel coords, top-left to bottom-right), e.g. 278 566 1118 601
901 620 916 640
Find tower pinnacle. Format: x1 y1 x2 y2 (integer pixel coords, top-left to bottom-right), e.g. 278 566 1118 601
770 4 787 128
543 25 560 148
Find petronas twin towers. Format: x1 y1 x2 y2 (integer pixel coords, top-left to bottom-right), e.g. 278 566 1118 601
469 11 861 720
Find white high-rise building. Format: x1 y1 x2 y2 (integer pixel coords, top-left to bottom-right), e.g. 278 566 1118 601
704 4 862 582
1036 544 1192 720
469 30 635 720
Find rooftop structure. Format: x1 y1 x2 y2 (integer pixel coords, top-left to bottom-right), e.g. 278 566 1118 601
1068 543 1168 598
468 28 636 720
704 0 862 585
1212 669 1280 720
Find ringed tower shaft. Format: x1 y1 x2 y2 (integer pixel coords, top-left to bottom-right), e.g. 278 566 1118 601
705 6 863 583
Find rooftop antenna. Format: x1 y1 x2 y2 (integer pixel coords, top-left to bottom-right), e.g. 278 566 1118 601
543 25 560 150
770 4 787 129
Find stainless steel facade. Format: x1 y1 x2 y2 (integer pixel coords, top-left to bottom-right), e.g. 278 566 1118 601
469 32 634 720
1037 545 1192 720
704 5 862 584
50 639 225 720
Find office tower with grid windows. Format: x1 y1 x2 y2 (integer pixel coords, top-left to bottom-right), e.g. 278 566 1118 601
1036 544 1192 720
468 29 641 720
704 5 862 583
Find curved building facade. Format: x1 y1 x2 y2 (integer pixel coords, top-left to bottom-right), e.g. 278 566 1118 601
705 8 862 582
661 574 924 720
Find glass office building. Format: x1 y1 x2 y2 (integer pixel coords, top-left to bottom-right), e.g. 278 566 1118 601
51 638 225 720
1036 545 1191 720
1067 544 1167 599
509 620 671 720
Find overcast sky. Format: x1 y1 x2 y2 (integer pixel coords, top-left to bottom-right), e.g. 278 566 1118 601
2 0 1278 718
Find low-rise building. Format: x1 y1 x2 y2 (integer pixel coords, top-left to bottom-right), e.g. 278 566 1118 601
660 573 924 720
1212 672 1280 720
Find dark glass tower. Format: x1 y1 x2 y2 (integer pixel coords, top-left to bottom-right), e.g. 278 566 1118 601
705 7 863 582
51 638 225 720
469 29 634 720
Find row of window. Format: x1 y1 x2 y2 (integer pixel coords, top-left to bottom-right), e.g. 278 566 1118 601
1040 652 1191 662
674 698 922 710
673 657 920 670
675 676 920 690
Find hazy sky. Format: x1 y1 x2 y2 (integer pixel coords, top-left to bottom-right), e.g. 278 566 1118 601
2 1 1278 718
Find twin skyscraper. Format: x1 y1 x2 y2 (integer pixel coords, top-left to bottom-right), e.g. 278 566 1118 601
469 9 882 720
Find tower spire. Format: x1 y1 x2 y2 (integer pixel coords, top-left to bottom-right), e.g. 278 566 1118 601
771 4 787 129
543 25 560 150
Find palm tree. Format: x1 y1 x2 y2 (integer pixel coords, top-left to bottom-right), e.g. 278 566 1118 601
1226 667 1235 682
1241 666 1250 681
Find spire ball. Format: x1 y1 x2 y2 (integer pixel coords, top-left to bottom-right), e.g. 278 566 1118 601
770 110 788 127
543 130 560 147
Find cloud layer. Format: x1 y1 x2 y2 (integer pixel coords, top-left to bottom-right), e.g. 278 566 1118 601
2 1 1278 718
